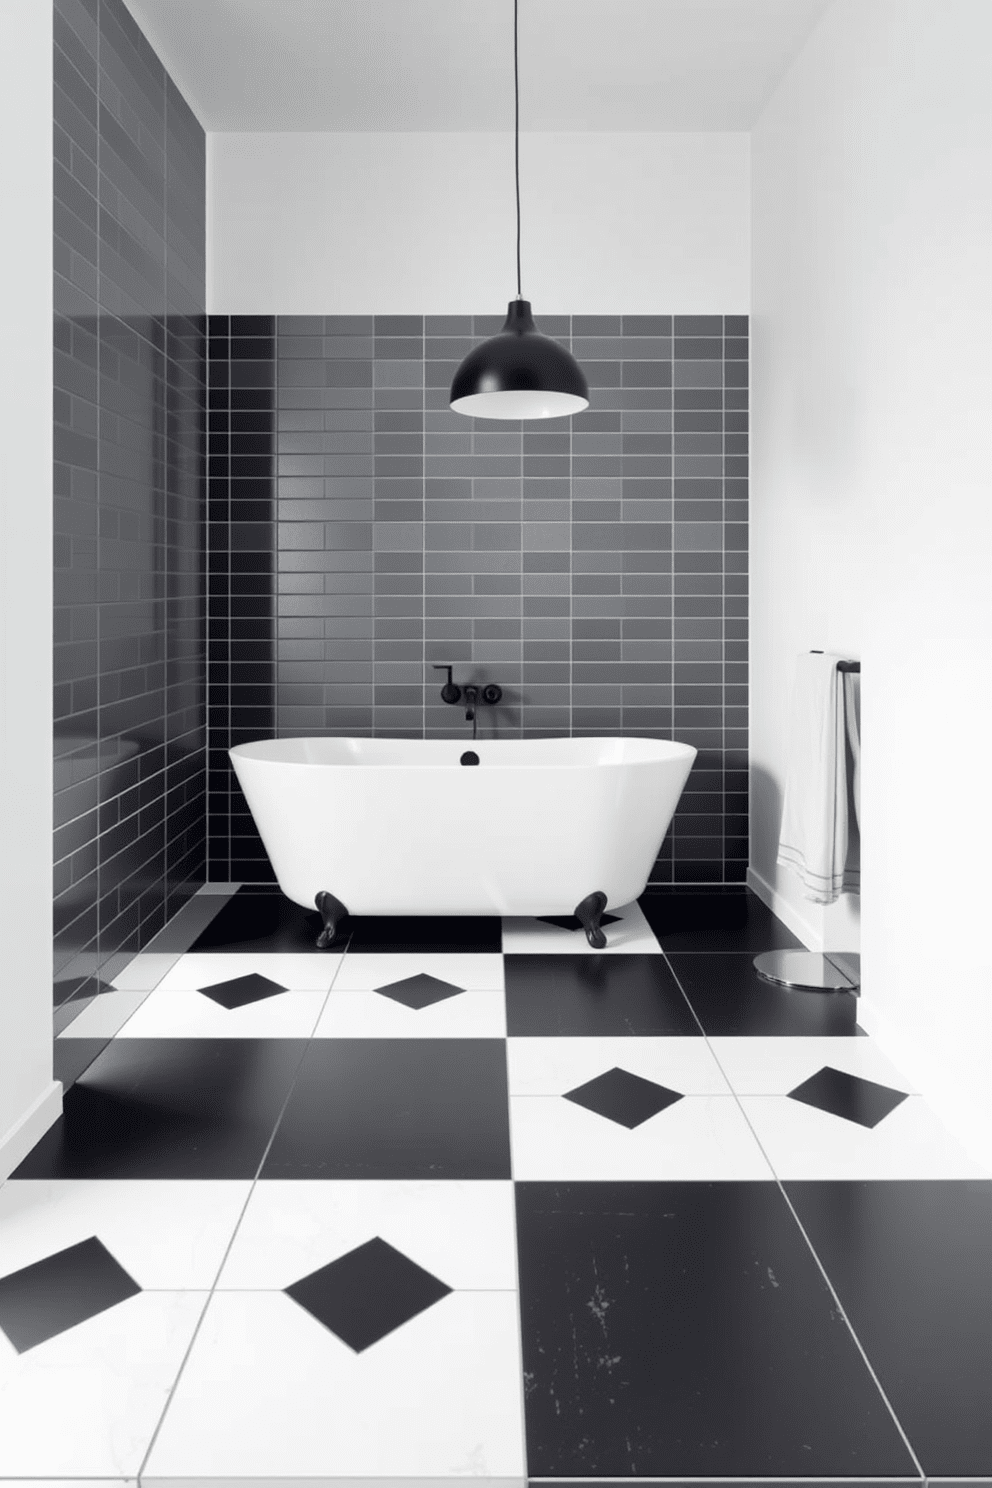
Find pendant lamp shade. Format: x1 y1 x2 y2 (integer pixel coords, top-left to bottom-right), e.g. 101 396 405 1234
450 0 588 420
450 300 589 420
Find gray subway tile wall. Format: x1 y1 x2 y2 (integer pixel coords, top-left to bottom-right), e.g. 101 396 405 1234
208 314 747 885
53 0 206 1029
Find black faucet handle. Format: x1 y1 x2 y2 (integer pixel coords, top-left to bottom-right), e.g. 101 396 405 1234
481 683 502 705
432 664 461 705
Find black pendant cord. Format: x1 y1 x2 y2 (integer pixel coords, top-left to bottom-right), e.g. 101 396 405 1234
514 0 521 298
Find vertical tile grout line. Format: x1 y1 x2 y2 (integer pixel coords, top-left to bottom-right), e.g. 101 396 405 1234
658 946 927 1482
568 313 573 742
135 926 354 1485
502 933 531 1480
722 313 728 886
422 316 426 741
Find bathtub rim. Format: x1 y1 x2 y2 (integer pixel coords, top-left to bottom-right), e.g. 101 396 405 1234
229 734 698 771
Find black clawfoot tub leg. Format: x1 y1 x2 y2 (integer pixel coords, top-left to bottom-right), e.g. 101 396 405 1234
574 890 609 950
315 891 349 948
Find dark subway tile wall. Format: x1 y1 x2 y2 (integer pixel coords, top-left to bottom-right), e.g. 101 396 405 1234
208 315 747 886
53 0 206 1026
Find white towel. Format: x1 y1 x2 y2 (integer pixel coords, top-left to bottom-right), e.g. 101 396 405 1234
777 652 861 904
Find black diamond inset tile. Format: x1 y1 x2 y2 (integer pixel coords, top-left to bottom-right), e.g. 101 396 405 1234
374 972 466 1011
563 1067 684 1129
0 1236 141 1353
788 1066 909 1129
198 972 289 1010
536 913 622 933
285 1236 452 1352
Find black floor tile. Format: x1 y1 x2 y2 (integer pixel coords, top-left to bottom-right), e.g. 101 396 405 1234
261 1038 511 1179
640 887 805 953
786 1180 992 1476
666 952 861 1035
374 971 466 1010
285 1236 452 1353
505 953 700 1036
0 1236 140 1352
187 889 332 953
344 914 502 953
563 1066 683 1128
788 1065 909 1128
13 1039 307 1179
198 971 289 1010
515 1181 917 1478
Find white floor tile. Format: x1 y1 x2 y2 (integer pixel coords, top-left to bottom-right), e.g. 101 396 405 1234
501 898 661 955
739 1094 990 1179
56 987 153 1039
314 983 506 1038
507 1035 731 1095
707 1035 918 1095
109 952 182 991
116 982 330 1039
0 1181 251 1289
333 952 504 990
0 1291 207 1478
143 1289 525 1481
154 951 343 993
217 1180 517 1292
196 881 243 894
510 1093 774 1180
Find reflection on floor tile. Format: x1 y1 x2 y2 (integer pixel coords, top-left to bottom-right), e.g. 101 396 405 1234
55 988 152 1040
502 900 660 955
187 890 331 953
741 1094 986 1179
14 1040 307 1180
667 952 861 1035
505 954 699 1037
344 914 503 954
640 887 806 953
142 1289 525 1481
515 1180 917 1478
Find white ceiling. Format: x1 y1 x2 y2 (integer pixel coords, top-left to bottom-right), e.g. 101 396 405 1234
122 0 831 133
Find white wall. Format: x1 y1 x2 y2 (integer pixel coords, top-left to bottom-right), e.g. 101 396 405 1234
208 131 749 312
0 2 62 1178
751 0 992 1167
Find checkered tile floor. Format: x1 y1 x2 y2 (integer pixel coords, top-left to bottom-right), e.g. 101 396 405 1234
2 887 990 1483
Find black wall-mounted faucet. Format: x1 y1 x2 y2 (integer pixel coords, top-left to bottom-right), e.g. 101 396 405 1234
432 666 502 740
432 664 461 705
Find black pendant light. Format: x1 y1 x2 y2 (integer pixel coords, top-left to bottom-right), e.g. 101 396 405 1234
450 0 588 420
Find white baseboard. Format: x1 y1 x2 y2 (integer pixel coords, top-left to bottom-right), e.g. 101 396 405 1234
746 865 823 950
0 1079 63 1182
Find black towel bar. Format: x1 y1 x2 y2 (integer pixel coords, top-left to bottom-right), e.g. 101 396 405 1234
810 650 860 673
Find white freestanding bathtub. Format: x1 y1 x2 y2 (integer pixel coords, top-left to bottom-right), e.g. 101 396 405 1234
229 735 696 945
